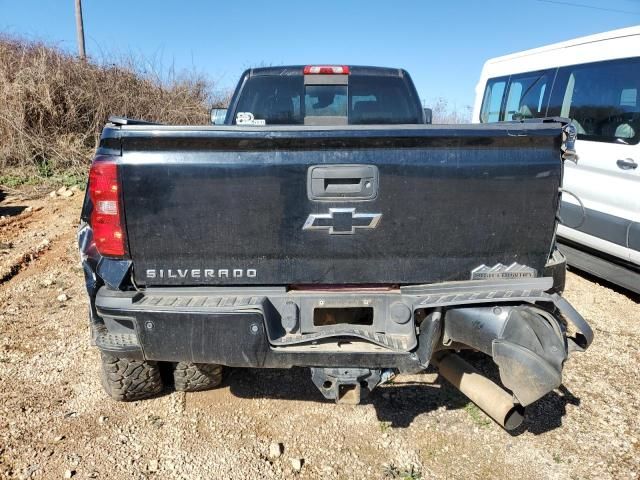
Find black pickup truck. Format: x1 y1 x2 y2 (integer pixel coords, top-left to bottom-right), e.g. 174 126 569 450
79 65 592 430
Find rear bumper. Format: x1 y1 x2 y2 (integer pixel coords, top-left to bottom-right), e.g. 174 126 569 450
92 277 592 406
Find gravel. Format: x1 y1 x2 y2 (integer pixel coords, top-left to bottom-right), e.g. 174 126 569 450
291 458 303 472
269 442 283 459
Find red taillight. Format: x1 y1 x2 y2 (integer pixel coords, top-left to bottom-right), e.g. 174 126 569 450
303 65 350 75
88 159 126 256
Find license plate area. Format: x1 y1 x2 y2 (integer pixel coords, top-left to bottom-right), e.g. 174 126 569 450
266 293 417 351
299 296 385 334
313 307 374 327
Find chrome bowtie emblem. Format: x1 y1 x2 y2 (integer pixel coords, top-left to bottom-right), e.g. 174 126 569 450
303 208 382 235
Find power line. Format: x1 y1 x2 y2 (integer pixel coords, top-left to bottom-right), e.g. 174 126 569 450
536 0 640 14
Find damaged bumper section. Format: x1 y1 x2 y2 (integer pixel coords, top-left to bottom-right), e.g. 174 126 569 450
92 276 592 428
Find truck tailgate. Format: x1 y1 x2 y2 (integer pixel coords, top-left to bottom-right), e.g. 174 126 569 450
116 124 562 286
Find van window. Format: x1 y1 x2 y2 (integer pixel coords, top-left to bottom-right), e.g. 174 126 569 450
480 77 507 122
549 58 640 144
504 70 552 121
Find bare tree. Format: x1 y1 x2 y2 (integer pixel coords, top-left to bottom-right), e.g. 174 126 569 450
74 0 86 60
429 98 472 124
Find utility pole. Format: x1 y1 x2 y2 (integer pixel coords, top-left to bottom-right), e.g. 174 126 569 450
74 0 86 60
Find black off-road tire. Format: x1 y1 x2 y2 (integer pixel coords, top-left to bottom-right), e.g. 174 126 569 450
172 362 223 392
100 353 163 401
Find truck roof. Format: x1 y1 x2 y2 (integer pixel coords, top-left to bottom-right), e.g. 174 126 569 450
248 65 408 77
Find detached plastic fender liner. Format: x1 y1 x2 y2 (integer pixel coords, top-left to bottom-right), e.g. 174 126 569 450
433 352 524 431
441 304 571 407
492 306 567 406
493 341 562 407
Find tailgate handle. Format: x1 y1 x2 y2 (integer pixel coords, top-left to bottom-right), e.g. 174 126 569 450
308 165 378 201
324 177 363 194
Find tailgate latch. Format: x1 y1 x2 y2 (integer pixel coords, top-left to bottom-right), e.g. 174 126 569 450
561 123 578 163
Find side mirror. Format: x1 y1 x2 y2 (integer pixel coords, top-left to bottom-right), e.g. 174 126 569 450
210 108 227 125
423 108 433 124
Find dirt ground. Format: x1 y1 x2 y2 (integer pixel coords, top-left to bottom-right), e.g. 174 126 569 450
0 190 638 480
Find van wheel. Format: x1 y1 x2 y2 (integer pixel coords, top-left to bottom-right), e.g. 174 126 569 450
100 353 163 401
172 362 223 392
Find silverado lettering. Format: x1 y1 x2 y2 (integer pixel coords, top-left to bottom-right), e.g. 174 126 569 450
145 269 258 279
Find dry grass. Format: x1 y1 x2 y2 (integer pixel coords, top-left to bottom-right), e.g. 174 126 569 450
0 36 226 182
0 36 471 187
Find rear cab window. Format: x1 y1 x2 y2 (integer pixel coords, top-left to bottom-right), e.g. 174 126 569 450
231 67 422 126
349 75 421 124
305 85 348 118
233 76 304 125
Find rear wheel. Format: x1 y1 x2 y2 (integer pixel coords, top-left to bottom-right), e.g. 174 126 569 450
100 353 163 401
172 362 223 392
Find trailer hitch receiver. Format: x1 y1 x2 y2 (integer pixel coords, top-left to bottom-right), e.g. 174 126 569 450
311 367 386 404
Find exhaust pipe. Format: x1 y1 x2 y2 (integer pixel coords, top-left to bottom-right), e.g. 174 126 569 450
433 352 525 431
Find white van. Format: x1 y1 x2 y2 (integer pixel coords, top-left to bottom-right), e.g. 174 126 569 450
472 26 640 294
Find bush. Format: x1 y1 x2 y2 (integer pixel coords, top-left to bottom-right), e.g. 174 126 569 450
0 36 226 181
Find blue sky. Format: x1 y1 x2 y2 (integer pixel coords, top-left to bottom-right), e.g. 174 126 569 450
1 0 638 110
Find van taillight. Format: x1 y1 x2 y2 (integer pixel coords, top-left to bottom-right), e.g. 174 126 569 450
303 65 350 75
88 159 126 256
